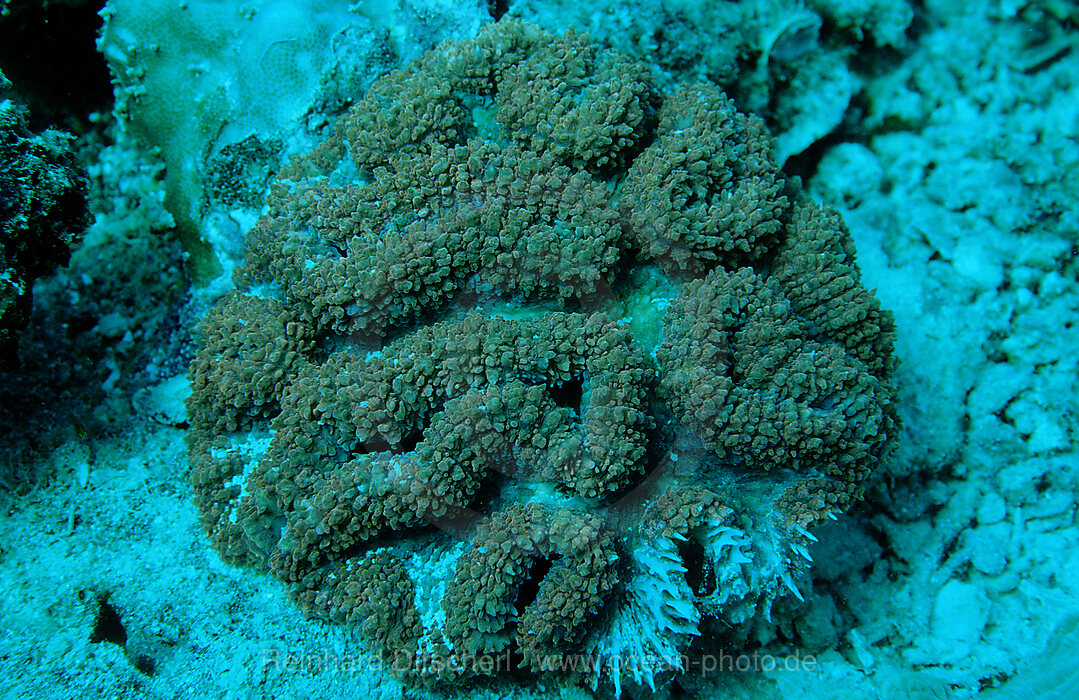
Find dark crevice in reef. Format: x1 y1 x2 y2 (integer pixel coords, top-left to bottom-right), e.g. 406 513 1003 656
548 376 584 415
502 554 561 674
360 429 424 456
784 127 853 184
515 556 556 615
678 536 717 597
487 0 510 22
132 654 157 676
0 0 113 130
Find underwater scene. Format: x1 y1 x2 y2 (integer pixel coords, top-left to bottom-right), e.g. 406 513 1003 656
0 1 1076 698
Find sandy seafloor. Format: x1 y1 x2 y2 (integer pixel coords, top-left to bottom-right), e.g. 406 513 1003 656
1 1 1077 698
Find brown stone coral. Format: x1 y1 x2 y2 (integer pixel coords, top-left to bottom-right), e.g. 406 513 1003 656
188 292 313 432
656 260 896 497
187 19 899 694
187 310 650 624
619 83 789 275
442 503 618 673
238 23 654 338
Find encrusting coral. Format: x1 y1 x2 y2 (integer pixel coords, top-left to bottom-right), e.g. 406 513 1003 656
187 20 899 695
0 70 90 360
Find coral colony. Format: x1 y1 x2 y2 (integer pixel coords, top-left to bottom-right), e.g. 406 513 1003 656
187 22 898 695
